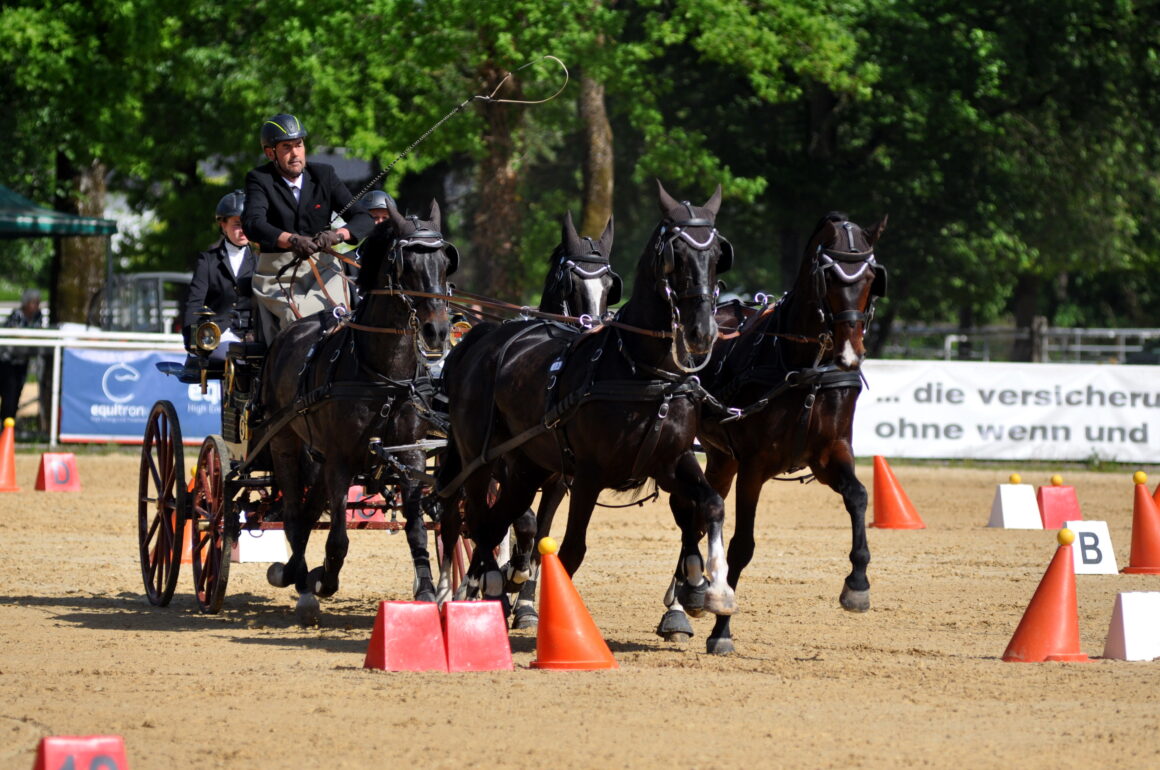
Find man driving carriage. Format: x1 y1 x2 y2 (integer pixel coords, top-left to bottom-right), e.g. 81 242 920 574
242 113 374 344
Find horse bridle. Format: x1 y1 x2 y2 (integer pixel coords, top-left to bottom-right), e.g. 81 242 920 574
812 221 887 328
649 203 735 373
654 203 733 300
352 217 459 359
555 236 622 317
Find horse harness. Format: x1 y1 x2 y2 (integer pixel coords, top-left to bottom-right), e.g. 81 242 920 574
701 230 888 463
436 320 710 498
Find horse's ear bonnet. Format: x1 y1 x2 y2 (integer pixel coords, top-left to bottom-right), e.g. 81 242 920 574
716 235 733 274
608 273 623 305
871 265 886 297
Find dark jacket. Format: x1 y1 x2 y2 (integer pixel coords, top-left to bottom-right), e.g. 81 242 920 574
183 239 257 332
241 161 373 252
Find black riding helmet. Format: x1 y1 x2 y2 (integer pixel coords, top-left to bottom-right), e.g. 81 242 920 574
260 113 307 148
364 190 395 211
214 189 245 221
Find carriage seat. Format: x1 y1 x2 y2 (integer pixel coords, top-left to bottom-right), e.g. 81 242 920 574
227 340 267 361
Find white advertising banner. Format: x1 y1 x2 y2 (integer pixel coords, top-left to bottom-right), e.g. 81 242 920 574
852 360 1160 462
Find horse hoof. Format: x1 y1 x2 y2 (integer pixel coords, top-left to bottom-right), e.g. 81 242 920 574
308 566 338 599
267 562 289 588
840 586 870 613
414 585 437 603
511 604 538 630
706 636 735 656
675 579 708 618
656 609 694 641
296 593 320 627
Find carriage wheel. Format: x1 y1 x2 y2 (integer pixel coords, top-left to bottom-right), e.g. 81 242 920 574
189 435 236 614
138 400 186 606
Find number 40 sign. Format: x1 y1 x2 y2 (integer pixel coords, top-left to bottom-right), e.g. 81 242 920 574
36 736 128 770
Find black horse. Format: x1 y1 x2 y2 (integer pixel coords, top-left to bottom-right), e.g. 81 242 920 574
436 181 736 621
658 211 887 653
504 210 619 626
258 198 457 624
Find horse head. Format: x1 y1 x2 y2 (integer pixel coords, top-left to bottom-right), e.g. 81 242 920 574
356 197 456 355
539 211 619 321
638 180 732 362
799 212 888 370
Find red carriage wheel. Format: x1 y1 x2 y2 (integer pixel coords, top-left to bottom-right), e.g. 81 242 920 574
138 400 186 606
434 522 473 593
189 435 236 613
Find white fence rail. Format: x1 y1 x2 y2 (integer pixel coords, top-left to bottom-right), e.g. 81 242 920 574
0 325 183 446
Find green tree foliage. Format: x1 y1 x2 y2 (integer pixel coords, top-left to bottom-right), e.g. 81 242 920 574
1 0 1157 340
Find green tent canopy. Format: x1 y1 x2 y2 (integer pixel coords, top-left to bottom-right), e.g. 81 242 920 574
0 184 117 238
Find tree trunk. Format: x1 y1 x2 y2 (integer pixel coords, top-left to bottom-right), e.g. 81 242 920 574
51 153 108 325
471 64 523 299
1011 273 1040 362
579 72 613 238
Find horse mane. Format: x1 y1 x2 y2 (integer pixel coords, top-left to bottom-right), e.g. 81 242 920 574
354 220 403 294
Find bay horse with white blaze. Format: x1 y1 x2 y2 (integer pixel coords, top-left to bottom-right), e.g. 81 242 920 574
259 198 457 625
658 211 887 653
436 182 735 620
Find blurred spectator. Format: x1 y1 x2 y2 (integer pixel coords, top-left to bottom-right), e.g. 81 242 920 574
0 288 45 422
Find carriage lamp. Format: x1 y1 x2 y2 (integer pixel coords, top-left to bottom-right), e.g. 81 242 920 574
195 320 222 353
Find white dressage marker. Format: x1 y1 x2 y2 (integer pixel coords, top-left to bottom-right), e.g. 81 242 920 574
1103 592 1160 661
1064 519 1118 575
987 481 1042 529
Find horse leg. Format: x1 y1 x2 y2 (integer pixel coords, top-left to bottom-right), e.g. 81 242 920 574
397 450 435 602
303 463 348 603
266 441 310 591
511 476 566 629
675 450 735 615
707 460 760 655
556 473 602 577
828 459 870 612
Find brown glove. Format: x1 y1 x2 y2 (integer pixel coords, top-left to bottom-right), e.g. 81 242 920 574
288 235 316 259
313 230 345 250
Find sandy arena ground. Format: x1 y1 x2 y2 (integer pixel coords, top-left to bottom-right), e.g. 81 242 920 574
1 451 1159 769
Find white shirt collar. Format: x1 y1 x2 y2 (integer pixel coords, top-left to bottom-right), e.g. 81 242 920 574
283 174 303 199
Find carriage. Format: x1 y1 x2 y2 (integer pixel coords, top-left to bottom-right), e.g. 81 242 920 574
135 310 475 614
136 201 473 616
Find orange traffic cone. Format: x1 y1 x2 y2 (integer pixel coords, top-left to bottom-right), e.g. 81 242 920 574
871 456 925 529
0 417 18 492
1124 472 1160 574
531 537 618 670
1002 529 1090 662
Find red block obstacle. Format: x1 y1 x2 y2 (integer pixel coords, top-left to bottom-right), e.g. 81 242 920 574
442 601 514 672
35 735 129 770
364 601 448 672
1036 474 1081 529
35 452 81 492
